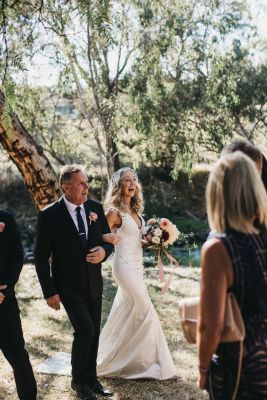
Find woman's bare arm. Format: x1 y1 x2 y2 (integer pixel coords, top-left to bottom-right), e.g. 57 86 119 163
106 210 122 230
197 238 233 387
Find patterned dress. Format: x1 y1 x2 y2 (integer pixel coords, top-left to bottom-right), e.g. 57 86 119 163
208 228 267 400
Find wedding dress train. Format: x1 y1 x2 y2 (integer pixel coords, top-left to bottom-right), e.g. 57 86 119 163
97 212 176 380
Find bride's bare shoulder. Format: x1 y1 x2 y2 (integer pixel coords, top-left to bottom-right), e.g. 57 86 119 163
106 208 122 228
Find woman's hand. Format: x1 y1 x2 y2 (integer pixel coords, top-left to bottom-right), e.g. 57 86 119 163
141 238 148 247
102 232 120 245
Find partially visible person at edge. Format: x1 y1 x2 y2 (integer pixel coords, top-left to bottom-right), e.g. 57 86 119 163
208 138 264 241
0 210 37 400
221 137 263 179
198 151 267 399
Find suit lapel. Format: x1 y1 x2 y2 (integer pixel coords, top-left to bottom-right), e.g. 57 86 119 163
84 201 100 246
58 197 86 251
83 202 90 235
84 201 94 244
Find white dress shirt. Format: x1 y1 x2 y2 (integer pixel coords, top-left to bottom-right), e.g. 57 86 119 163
63 196 88 238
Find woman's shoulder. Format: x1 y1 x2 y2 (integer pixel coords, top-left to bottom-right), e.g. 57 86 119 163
105 207 124 226
106 207 126 217
202 237 227 259
202 238 233 282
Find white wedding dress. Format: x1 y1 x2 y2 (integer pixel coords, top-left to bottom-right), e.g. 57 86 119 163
97 212 176 380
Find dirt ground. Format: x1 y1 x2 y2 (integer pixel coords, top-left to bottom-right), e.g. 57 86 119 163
0 263 208 400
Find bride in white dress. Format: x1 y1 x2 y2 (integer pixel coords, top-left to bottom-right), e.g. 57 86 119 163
97 167 176 380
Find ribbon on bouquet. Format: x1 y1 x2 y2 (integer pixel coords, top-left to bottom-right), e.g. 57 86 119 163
156 248 179 294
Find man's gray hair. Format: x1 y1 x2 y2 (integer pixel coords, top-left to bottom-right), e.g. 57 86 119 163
59 164 86 186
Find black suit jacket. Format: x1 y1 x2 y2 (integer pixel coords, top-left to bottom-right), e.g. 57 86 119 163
0 210 24 298
34 198 113 302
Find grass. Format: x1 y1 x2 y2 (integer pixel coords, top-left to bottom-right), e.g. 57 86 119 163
0 263 208 400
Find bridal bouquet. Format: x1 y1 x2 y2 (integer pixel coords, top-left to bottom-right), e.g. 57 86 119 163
142 218 180 293
142 217 180 249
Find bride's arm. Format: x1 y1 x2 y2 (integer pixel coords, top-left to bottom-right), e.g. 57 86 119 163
102 211 122 245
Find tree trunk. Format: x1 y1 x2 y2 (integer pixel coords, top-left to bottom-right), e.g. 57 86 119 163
0 92 61 210
105 132 120 179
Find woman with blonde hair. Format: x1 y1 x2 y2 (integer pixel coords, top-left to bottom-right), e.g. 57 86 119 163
198 152 267 399
96 167 176 380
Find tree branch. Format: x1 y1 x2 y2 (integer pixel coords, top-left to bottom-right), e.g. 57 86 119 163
1 0 8 85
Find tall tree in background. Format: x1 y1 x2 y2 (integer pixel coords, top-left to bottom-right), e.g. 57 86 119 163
0 0 266 194
29 0 138 178
27 1 267 167
0 91 61 209
0 3 61 209
123 0 267 173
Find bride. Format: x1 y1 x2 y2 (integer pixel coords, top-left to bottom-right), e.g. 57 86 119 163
96 167 176 380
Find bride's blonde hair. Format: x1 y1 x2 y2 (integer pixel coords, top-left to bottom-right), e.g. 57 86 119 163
104 167 144 214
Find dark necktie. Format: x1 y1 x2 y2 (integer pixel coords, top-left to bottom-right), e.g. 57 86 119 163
76 206 87 247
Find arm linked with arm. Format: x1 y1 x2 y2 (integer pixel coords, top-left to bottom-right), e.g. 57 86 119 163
99 205 114 261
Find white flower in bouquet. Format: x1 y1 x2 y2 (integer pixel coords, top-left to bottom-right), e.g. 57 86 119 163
151 236 161 244
153 227 162 237
142 225 150 235
147 218 157 225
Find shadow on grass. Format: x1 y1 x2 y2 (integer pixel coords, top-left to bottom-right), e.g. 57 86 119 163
100 376 207 400
36 374 75 400
19 297 41 318
27 335 69 358
46 316 72 331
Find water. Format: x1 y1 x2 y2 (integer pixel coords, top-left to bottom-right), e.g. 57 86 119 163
143 246 201 268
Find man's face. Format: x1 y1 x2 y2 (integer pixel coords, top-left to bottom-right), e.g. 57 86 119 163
62 171 89 205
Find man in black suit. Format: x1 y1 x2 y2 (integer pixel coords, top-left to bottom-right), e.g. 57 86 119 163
0 210 37 400
35 165 113 400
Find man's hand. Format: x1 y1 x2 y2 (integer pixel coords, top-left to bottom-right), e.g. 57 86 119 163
46 294 61 310
86 246 106 264
197 371 208 390
0 285 7 304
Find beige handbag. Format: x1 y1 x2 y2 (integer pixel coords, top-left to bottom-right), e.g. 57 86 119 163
178 292 245 344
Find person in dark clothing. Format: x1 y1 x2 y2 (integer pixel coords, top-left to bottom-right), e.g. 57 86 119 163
0 210 37 400
198 152 267 399
35 164 113 400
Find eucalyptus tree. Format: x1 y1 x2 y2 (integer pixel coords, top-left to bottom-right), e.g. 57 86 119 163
30 0 134 178
0 1 62 208
122 0 267 172
0 0 266 200
34 0 266 174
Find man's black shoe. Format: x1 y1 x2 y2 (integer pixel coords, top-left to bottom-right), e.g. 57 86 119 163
91 380 113 397
71 381 97 400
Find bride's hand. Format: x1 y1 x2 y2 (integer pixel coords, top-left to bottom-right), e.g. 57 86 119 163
141 238 148 247
102 232 120 245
